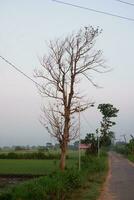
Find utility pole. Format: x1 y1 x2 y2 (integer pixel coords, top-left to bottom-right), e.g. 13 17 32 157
78 102 81 171
96 129 100 157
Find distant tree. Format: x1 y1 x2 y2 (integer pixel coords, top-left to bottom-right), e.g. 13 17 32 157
81 133 98 155
14 146 25 151
38 146 46 152
126 135 134 154
98 103 119 146
35 26 107 170
73 141 79 150
46 142 53 150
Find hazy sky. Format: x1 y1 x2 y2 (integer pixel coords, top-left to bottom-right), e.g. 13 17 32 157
0 0 134 146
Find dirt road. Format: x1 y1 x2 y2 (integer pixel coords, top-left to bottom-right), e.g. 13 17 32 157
100 152 134 200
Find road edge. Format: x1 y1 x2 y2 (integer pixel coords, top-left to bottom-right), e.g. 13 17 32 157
98 152 112 200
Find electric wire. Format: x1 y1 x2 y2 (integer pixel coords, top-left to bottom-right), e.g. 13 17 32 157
0 55 42 88
115 0 134 7
52 0 134 22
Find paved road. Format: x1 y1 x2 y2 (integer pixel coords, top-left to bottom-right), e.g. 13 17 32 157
102 152 134 200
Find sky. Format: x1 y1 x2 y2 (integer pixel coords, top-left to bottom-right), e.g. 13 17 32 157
0 0 134 146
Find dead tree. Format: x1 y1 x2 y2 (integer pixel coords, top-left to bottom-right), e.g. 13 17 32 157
35 26 106 170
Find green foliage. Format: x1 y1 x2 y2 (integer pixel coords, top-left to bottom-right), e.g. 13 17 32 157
126 135 134 154
98 103 119 146
69 152 108 200
0 152 60 160
0 169 82 200
127 154 134 162
0 151 108 200
115 135 134 156
14 146 26 151
81 133 98 155
98 104 118 118
81 154 108 173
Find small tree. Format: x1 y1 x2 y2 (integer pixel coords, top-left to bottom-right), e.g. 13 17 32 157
126 135 134 154
98 103 119 146
35 26 106 170
81 133 98 155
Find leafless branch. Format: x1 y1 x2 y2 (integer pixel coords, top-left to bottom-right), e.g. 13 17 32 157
35 26 108 170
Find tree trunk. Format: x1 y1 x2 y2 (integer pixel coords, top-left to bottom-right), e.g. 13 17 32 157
60 147 66 171
59 108 70 170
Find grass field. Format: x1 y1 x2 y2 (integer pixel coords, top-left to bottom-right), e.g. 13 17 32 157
0 150 85 175
0 158 78 175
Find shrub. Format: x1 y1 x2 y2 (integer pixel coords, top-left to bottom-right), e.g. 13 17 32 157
0 152 60 160
81 154 107 173
0 192 12 200
0 168 82 200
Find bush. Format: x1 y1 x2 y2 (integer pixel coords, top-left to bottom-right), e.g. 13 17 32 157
0 168 82 200
114 144 127 155
0 152 60 160
0 192 12 200
81 153 108 173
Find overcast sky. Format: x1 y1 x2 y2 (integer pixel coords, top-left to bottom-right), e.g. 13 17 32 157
0 0 134 146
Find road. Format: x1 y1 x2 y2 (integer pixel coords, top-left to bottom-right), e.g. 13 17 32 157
100 152 134 200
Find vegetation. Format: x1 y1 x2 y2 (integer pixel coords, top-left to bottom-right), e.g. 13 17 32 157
0 151 61 160
98 103 119 146
81 132 98 155
35 25 107 170
0 151 108 200
126 135 134 155
115 135 134 162
70 152 108 200
0 159 60 175
0 156 78 175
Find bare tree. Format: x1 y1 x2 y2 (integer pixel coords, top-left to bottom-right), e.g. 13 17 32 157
35 26 106 170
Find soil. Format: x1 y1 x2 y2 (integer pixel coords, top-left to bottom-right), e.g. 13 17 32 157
0 174 43 191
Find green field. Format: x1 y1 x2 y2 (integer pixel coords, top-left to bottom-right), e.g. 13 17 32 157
0 158 77 175
0 152 108 200
0 150 85 175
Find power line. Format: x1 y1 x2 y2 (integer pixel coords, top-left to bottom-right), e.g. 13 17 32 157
52 0 134 22
0 55 42 88
115 0 134 7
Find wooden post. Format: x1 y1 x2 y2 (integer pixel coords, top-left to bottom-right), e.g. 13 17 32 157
78 102 81 171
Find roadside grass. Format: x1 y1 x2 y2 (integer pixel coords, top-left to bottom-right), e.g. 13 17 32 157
69 152 108 200
69 172 107 200
127 154 134 162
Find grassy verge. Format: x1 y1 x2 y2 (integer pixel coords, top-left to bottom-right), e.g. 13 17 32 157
69 152 108 200
69 173 106 200
127 154 134 162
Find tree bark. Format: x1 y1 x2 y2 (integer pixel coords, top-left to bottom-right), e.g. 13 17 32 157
60 145 67 171
59 108 70 170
